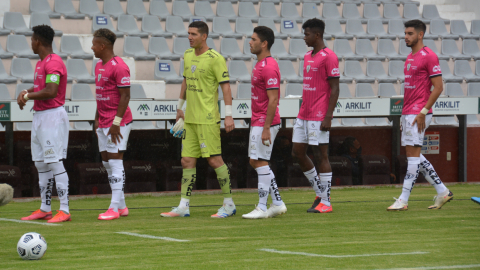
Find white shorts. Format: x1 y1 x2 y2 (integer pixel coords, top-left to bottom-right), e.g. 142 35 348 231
292 118 329 145
31 106 69 163
97 124 132 153
401 114 433 147
248 125 280 161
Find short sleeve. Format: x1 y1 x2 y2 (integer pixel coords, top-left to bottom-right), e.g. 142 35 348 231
44 59 64 84
325 53 340 79
213 56 229 83
116 64 131 88
426 53 442 78
263 64 280 90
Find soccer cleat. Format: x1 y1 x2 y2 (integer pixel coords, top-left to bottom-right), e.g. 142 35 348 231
309 202 332 213
48 210 71 223
387 197 408 211
428 190 454 209
472 197 480 205
21 209 52 221
119 207 129 217
98 208 120 220
211 204 236 218
307 196 321 213
242 206 269 219
160 207 190 217
267 202 287 218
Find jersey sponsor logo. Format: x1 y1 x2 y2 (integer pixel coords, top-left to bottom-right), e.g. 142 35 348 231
186 77 198 81
306 65 311 73
267 78 277 85
432 65 441 73
303 84 316 91
331 68 340 76
191 65 197 73
159 63 170 71
405 75 412 78
200 142 207 149
44 148 55 156
222 71 229 78
121 77 130 84
304 77 312 80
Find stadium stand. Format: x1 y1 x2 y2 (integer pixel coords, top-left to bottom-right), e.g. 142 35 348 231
103 0 125 20
127 0 149 20
30 13 63 36
123 36 156 60
7 35 38 59
54 0 86 19
30 0 61 18
361 155 391 185
117 14 149 38
10 58 34 83
150 0 170 19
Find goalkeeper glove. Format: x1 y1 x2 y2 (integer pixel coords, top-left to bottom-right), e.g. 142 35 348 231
170 118 184 138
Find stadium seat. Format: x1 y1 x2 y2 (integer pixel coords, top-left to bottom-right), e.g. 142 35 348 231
378 83 397 97
54 0 86 19
450 20 479 40
388 60 405 82
79 0 102 19
172 37 190 58
236 83 251 99
428 20 459 40
439 60 463 83
347 20 376 40
442 40 471 60
0 84 12 100
285 83 302 97
271 39 297 60
207 38 217 51
259 2 281 23
218 1 239 22
73 122 93 130
398 41 412 58
92 15 124 37
166 16 189 37
298 59 303 77
0 60 17 84
341 117 366 126
339 83 352 98
361 155 391 185
366 61 397 83
378 39 406 60
471 20 480 36
141 15 172 38
454 60 480 82
423 39 449 60
280 19 303 39
76 163 110 195
367 20 396 40
463 39 480 60
333 39 363 61
30 0 61 18
52 43 69 60
433 116 458 125
445 82 464 97
30 13 63 36
6 35 38 59
3 12 33 36
118 15 149 38
236 18 254 37
14 122 33 131
289 39 308 59
278 60 302 83
356 39 385 61
150 0 170 19
123 36 156 60
154 60 183 83
400 83 404 95
302 2 320 19
130 84 150 99
0 165 22 198
242 38 255 61
281 3 302 22
220 38 251 60
131 121 157 130
468 82 480 96
422 5 449 24
258 18 288 39
212 17 243 39
383 4 402 20
228 60 251 83
363 3 386 23
322 2 345 24
194 1 215 21
10 58 34 83
126 0 148 20
387 19 405 38
61 36 94 59
66 59 95 83
148 37 179 60
403 3 423 23
342 3 365 23
355 83 376 97
172 1 193 21
325 19 354 39
71 84 95 100
104 0 125 20
15 83 34 99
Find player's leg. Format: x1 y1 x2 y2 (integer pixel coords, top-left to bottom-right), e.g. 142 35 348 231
419 154 453 209
310 144 332 213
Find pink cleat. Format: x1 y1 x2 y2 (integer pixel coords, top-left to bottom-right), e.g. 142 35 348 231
119 207 129 217
98 208 120 220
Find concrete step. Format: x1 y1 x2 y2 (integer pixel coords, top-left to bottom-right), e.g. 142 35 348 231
436 5 461 13
439 11 476 22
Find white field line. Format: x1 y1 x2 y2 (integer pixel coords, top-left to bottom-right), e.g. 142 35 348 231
258 249 429 258
0 218 62 226
375 265 480 270
116 232 190 242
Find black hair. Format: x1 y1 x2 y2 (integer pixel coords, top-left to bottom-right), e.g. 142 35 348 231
32 25 54 47
404 20 427 35
93 28 117 45
188 21 209 37
302 18 325 35
341 137 357 155
253 26 275 50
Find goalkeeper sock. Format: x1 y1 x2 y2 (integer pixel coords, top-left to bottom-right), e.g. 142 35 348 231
399 157 420 203
419 154 447 195
214 164 232 199
304 167 321 197
179 198 190 208
181 168 196 200
256 165 270 211
269 169 283 206
319 172 332 207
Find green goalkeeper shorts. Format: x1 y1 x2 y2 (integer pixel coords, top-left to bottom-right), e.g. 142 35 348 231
181 122 222 158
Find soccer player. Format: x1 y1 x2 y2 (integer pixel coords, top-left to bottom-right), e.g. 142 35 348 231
242 26 286 219
17 25 71 223
388 20 453 211
161 21 236 218
91 29 132 220
291 18 340 214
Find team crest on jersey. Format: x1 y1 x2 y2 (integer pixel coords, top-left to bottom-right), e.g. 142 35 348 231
407 63 411 71
306 65 311 73
98 74 102 82
191 65 197 73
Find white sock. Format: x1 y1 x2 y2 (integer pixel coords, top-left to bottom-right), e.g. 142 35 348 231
269 169 283 206
179 198 190 208
223 197 234 206
35 162 53 212
104 161 127 209
48 161 69 213
108 159 124 212
399 157 420 202
304 167 321 197
419 154 448 194
319 172 332 207
256 165 270 211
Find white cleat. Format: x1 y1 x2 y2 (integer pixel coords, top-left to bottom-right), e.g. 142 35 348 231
387 197 408 211
267 202 287 218
428 190 453 209
160 207 190 217
242 206 269 219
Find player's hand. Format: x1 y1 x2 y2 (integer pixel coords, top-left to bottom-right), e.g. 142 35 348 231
413 113 426 133
170 118 184 138
320 117 332 131
261 127 271 146
107 125 123 145
176 109 185 122
224 116 235 133
17 90 27 110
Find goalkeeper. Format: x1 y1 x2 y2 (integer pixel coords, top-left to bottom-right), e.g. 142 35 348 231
162 21 236 218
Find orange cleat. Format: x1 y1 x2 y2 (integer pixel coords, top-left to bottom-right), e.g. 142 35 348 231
21 209 52 221
47 210 71 223
309 202 332 213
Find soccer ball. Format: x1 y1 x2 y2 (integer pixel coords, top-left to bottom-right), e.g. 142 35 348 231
17 232 48 260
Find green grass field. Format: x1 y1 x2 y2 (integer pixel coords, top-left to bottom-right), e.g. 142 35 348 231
1 184 480 270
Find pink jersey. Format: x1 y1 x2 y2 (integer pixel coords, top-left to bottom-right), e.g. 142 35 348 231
298 48 340 121
33 54 67 111
251 56 281 127
95 56 133 128
403 46 442 115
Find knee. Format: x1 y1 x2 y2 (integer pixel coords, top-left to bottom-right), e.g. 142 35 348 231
34 161 49 171
181 157 193 168
207 157 222 168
